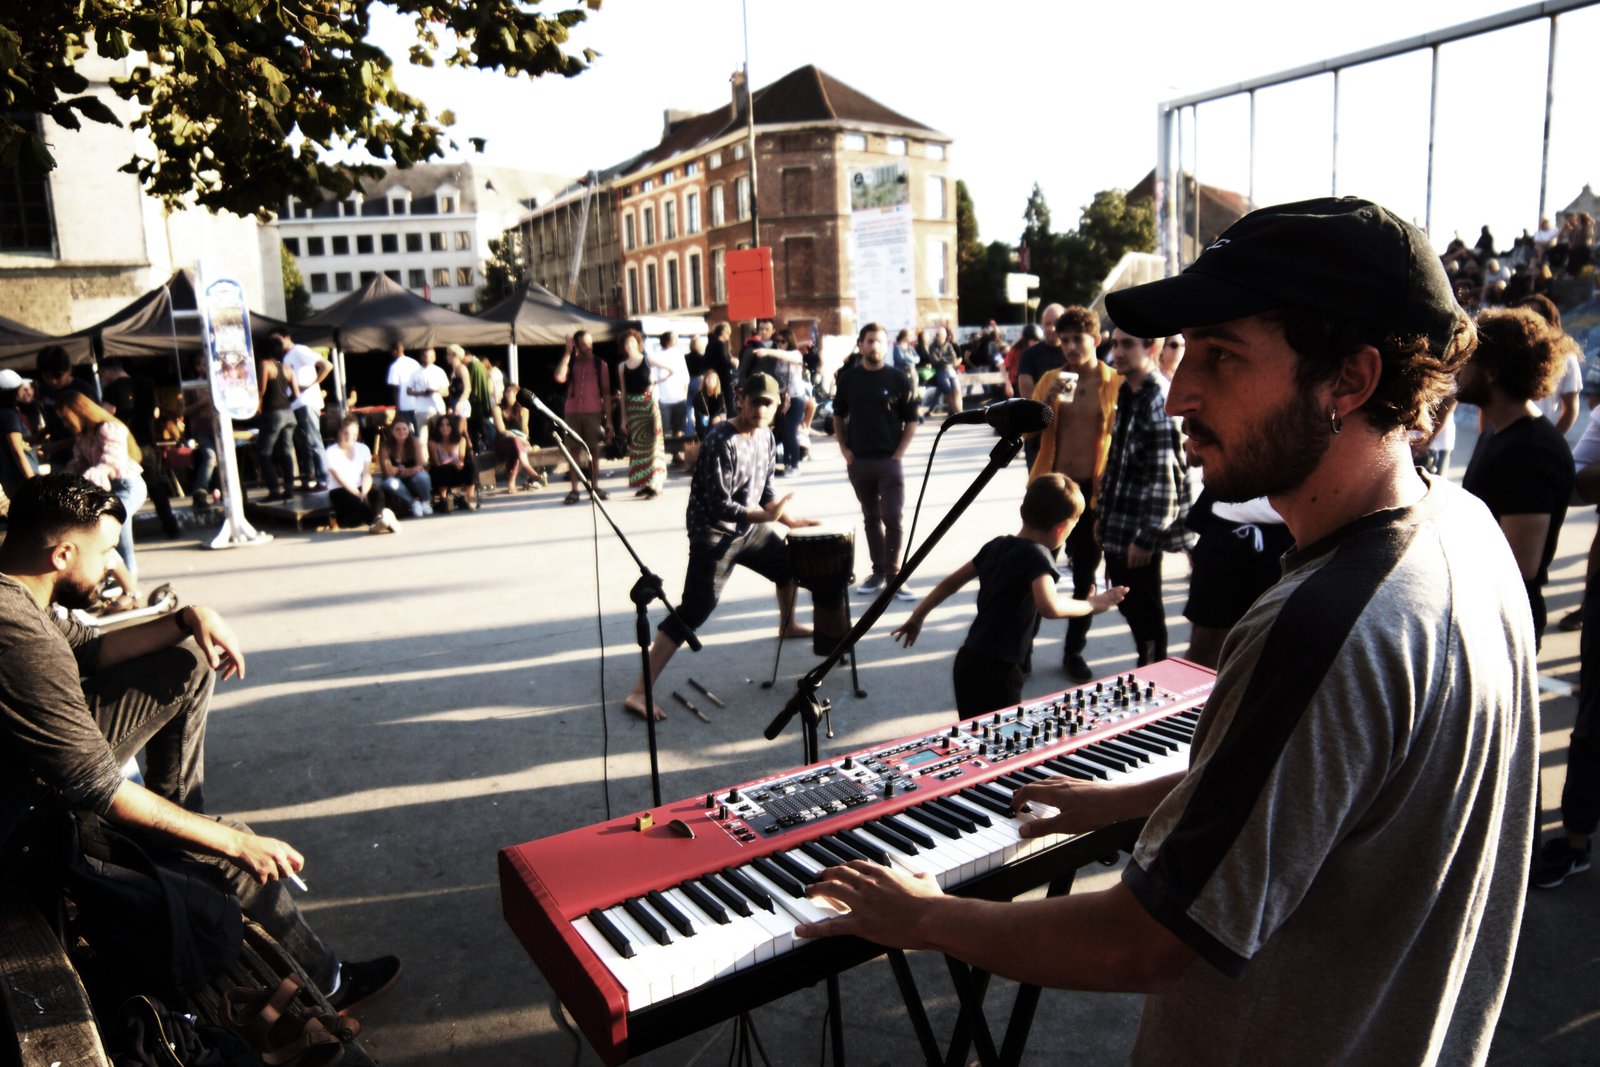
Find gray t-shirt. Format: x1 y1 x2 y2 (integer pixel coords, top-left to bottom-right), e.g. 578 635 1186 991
0 574 119 821
1125 477 1538 1066
685 420 776 543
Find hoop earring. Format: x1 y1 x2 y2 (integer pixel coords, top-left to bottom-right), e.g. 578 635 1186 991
1329 409 1343 436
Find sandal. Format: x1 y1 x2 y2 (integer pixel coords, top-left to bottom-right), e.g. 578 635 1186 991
563 490 581 505
223 975 358 1067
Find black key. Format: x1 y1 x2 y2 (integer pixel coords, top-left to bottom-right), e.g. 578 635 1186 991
588 907 635 959
860 820 919 856
835 828 890 866
1054 754 1109 780
819 833 873 865
800 840 849 870
721 866 775 912
957 788 1012 820
1098 739 1150 764
1173 709 1202 725
1012 766 1052 782
622 896 672 946
1146 723 1193 746
679 880 728 925
1121 730 1174 754
971 782 1015 807
702 873 752 918
881 813 935 849
771 850 820 886
751 856 804 899
1076 745 1131 772
905 804 964 838
1042 756 1095 781
924 798 979 833
646 890 696 938
996 772 1033 790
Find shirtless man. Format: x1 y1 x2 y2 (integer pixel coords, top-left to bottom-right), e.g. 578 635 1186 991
1029 305 1119 680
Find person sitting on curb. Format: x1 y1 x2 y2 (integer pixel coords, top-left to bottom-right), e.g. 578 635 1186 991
376 418 433 518
0 474 401 1013
324 414 400 534
492 384 549 493
427 414 479 513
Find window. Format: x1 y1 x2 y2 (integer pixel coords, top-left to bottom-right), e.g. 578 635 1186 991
686 191 701 234
688 252 703 306
784 237 816 296
626 266 639 314
384 269 401 282
456 266 473 286
886 137 907 156
405 233 423 253
731 144 745 161
711 249 726 303
281 237 300 256
329 235 348 255
927 176 947 220
334 271 353 291
624 212 636 250
454 230 472 250
440 195 456 213
306 236 325 257
645 262 658 313
734 176 751 222
429 232 446 251
665 257 680 310
342 200 358 217
708 151 723 170
295 203 311 218
381 234 398 254
432 267 450 287
408 269 426 288
641 178 654 192
356 234 373 254
925 143 947 160
842 133 867 151
664 200 677 240
930 239 950 296
642 206 655 245
782 168 812 214
685 161 699 176
309 273 328 294
662 171 675 185
391 199 406 215
710 185 725 227
360 270 377 285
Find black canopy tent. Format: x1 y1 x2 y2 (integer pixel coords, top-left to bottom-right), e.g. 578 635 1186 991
473 280 636 346
0 313 92 371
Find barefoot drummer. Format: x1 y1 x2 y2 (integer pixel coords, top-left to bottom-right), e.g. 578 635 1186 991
624 373 819 721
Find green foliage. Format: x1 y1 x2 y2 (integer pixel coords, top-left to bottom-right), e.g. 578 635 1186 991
0 1 601 219
476 232 525 309
1021 187 1154 309
281 245 312 322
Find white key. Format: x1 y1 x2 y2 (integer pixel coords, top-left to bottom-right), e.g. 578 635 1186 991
662 886 741 982
603 905 682 1003
719 871 797 956
573 915 656 1010
743 865 840 927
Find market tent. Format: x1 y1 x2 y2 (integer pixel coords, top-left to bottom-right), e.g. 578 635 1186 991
0 312 92 369
72 269 309 363
301 272 507 351
473 280 636 345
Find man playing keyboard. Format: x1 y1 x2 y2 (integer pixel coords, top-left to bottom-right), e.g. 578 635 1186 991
798 198 1539 1067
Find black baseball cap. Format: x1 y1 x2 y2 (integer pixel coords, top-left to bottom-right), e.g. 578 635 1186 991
1105 197 1466 353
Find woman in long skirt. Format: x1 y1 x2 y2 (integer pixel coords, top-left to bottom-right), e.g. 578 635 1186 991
619 329 666 498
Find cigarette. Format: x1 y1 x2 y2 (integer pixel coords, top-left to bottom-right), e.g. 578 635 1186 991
288 871 309 893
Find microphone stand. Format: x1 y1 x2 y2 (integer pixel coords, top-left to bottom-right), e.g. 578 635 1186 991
765 430 1026 766
544 404 699 807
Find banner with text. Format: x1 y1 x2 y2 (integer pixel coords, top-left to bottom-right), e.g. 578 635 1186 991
847 162 917 334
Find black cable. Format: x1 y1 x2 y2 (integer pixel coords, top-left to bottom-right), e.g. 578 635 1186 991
747 1012 774 1067
553 1001 583 1067
591 483 612 822
902 421 951 558
817 1000 831 1067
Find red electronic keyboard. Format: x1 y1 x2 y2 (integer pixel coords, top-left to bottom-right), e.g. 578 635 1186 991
499 658 1215 1065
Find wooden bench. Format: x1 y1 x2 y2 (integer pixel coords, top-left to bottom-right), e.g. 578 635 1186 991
1 882 110 1066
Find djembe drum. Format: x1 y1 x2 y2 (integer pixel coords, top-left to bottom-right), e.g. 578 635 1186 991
786 527 855 656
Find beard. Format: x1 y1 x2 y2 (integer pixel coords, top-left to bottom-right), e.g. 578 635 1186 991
1187 385 1334 503
54 570 105 611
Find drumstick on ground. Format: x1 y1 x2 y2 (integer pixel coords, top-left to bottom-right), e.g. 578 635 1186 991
688 678 727 708
671 691 712 723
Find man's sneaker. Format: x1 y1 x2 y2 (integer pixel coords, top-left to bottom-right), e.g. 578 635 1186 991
854 574 884 595
893 585 917 601
1063 653 1093 682
329 956 402 1015
409 499 428 519
369 508 401 535
1532 837 1591 889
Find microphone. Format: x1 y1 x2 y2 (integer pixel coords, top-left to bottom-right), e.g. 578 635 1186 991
517 387 584 446
944 398 1053 435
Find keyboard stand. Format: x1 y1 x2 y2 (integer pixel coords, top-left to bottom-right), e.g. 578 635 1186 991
882 822 1143 1067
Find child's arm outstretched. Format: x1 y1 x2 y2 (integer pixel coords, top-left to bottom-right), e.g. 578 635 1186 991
891 562 978 648
1034 576 1128 619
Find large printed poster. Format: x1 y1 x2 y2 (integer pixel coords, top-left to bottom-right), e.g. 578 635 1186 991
847 162 917 333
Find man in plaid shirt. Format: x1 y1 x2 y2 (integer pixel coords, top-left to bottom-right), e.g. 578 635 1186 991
1096 327 1195 664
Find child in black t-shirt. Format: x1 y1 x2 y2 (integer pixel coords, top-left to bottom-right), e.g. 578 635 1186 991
892 474 1127 719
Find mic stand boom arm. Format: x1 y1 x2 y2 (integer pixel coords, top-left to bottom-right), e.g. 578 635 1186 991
765 431 1025 756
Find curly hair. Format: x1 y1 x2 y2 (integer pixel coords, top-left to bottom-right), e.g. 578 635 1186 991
1265 309 1477 437
1471 306 1573 403
1055 306 1100 341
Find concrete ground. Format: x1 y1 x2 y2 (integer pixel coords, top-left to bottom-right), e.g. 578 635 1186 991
125 414 1597 1065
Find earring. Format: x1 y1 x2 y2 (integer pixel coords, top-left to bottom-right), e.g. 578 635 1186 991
1329 409 1343 435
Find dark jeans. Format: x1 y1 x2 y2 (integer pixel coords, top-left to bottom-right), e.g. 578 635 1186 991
847 455 905 579
328 485 389 527
953 646 1024 720
661 526 792 646
255 408 296 495
86 644 336 987
1565 569 1600 835
430 454 478 492
190 436 218 500
779 399 807 469
1106 548 1168 664
1063 505 1102 658
660 400 689 439
292 406 326 486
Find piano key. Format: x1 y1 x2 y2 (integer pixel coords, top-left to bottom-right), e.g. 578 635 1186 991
646 889 697 938
954 789 1009 822
925 797 980 832
1043 755 1102 781
750 856 805 900
768 850 820 887
903 804 964 838
701 872 752 918
603 905 681 1003
1076 745 1131 772
858 819 919 856
1097 738 1151 764
705 873 790 957
573 915 655 1008
799 839 850 870
622 897 672 946
743 864 838 927
720 866 775 913
1120 729 1176 755
661 886 747 979
834 828 891 866
587 907 635 959
1145 722 1193 745
678 880 728 925
880 813 936 849
818 833 873 865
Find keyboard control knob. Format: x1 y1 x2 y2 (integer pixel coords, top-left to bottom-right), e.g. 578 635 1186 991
727 788 741 802
843 756 856 770
883 779 896 797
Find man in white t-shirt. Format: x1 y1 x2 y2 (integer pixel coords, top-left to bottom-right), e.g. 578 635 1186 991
409 348 449 450
652 332 692 438
1536 350 1584 435
271 330 332 491
386 343 424 433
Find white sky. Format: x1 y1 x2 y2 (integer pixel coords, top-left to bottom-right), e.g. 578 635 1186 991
368 0 1600 251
